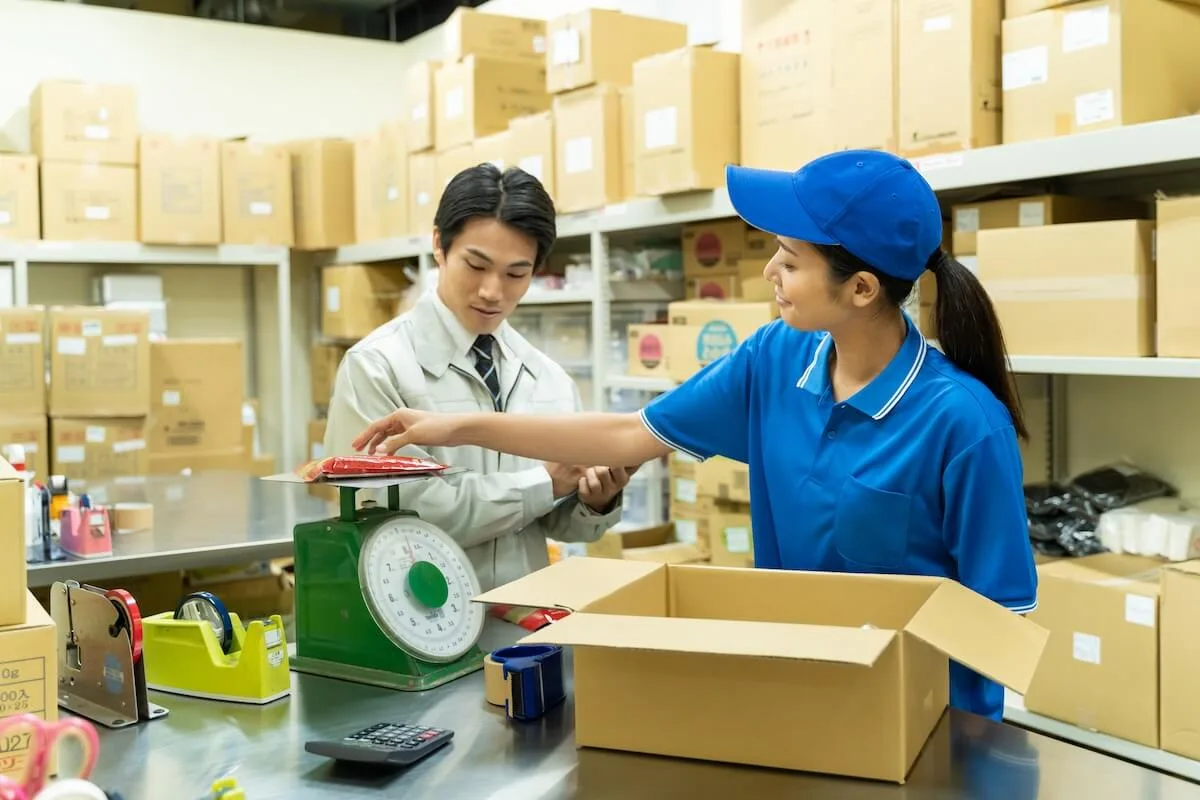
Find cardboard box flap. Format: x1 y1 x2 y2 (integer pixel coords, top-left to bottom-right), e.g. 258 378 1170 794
905 581 1049 695
520 613 896 666
1165 560 1200 577
473 557 663 611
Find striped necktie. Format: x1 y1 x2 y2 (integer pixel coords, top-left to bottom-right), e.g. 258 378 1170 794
472 334 502 411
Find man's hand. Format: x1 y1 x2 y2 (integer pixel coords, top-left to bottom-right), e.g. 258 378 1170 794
544 462 586 499
578 466 630 514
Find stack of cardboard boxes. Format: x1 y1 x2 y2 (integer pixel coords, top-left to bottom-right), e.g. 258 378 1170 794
0 79 365 250
0 456 57 786
1019 552 1200 763
941 190 1200 362
616 218 782 566
740 0 1200 169
0 303 266 486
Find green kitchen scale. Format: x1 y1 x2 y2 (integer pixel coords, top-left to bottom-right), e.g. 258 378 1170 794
266 470 486 691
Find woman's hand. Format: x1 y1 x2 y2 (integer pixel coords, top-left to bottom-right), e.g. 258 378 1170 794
352 409 460 455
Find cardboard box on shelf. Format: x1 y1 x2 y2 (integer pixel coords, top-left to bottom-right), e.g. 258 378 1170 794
49 306 151 417
0 593 57 783
1024 554 1161 748
626 324 669 378
435 144 478 199
545 9 689 95
686 275 741 301
666 301 779 383
138 134 221 246
675 496 754 567
404 60 441 153
353 123 409 243
0 459 27 626
290 138 356 251
0 155 40 241
632 46 740 197
0 418 48 479
553 85 625 214
352 130 383 243
220 140 294 247
950 194 1146 254
30 80 138 165
1002 0 1200 144
737 258 774 302
741 0 900 170
1160 560 1200 760
1155 195 1200 358
40 162 137 242
321 264 412 341
695 455 750 505
508 112 555 196
682 220 750 277
149 339 245 456
408 151 438 236
433 55 549 152
619 87 636 201
899 0 1001 158
442 7 547 64
0 306 46 416
976 219 1154 357
311 343 348 407
50 417 149 484
476 557 1048 783
472 130 513 172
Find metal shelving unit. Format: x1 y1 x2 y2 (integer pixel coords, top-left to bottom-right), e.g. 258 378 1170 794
0 240 296 467
307 113 1200 489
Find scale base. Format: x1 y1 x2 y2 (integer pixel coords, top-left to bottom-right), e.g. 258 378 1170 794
291 649 484 693
58 692 168 730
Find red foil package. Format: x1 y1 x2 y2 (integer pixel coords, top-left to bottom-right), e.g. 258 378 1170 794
297 455 449 482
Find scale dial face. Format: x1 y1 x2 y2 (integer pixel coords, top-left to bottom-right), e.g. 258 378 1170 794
358 516 485 663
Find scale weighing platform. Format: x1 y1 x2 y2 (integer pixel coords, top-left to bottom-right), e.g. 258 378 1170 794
267 465 486 692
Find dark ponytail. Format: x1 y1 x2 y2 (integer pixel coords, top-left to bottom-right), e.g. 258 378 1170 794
927 250 1028 440
815 244 1029 441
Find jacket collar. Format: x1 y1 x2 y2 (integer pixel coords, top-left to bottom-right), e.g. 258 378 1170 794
410 290 541 380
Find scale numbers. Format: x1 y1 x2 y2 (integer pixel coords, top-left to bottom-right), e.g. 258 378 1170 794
359 516 485 663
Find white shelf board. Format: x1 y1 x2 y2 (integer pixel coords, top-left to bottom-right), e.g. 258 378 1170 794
0 241 288 265
606 375 676 392
320 235 433 265
521 289 594 306
913 114 1200 192
1004 693 1200 782
558 192 736 238
553 115 1200 238
1008 355 1200 379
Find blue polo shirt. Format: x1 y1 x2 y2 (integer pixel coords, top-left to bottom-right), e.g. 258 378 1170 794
640 315 1037 721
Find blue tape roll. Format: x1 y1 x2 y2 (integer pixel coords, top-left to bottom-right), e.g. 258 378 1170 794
490 644 565 721
174 591 234 654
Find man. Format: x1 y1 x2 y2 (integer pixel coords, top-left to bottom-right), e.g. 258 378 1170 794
323 164 628 591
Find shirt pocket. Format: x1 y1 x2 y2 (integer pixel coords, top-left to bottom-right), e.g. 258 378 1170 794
833 475 911 570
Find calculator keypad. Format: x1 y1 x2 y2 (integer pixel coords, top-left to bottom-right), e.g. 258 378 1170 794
346 723 448 750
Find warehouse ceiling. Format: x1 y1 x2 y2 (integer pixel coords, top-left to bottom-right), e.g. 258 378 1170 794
69 0 488 41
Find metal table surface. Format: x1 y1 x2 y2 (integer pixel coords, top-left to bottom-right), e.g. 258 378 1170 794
26 472 331 588
86 626 1200 800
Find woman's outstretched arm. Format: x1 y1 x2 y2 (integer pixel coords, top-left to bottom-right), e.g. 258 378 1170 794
354 408 672 468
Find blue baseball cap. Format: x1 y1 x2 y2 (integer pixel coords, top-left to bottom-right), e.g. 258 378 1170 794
726 150 943 281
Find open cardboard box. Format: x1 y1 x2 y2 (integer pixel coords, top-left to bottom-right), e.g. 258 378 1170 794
475 558 1049 783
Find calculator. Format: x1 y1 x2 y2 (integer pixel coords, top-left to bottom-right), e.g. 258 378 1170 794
305 722 454 766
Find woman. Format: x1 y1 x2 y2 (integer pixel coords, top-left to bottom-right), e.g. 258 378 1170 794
354 150 1037 722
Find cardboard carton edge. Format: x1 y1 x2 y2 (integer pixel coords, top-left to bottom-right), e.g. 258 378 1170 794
904 581 1049 695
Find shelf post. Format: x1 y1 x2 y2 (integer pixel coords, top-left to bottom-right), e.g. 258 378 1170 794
277 250 294 468
589 229 610 413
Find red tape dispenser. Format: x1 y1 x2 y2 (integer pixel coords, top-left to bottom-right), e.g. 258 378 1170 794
297 455 449 482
